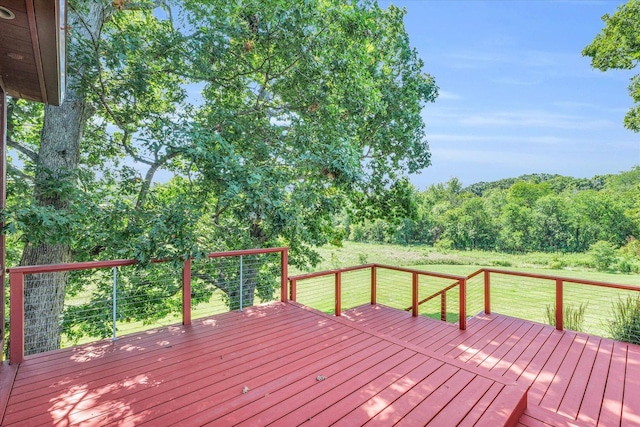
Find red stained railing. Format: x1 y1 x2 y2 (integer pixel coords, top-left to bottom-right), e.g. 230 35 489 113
288 264 468 329
8 247 288 364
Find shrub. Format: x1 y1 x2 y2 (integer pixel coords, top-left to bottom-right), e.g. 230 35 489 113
548 256 565 270
545 303 587 332
492 260 512 267
357 253 369 265
589 240 617 271
609 295 640 345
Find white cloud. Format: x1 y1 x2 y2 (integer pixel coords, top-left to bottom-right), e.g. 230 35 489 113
437 90 463 100
458 110 615 130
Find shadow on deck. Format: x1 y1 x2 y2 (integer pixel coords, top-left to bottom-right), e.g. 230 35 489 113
2 301 638 426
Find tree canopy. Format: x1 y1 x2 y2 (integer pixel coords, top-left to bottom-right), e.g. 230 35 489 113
5 0 438 352
583 0 640 132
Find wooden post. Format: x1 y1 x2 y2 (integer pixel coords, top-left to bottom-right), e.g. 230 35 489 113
290 278 297 301
182 258 191 326
280 249 288 302
371 265 376 305
459 278 467 330
556 279 563 331
484 270 491 314
0 88 6 358
440 292 447 322
335 272 341 316
412 272 418 317
9 271 24 364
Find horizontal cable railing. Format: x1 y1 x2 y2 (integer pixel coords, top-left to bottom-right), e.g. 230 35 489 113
481 268 640 344
288 264 467 328
8 247 288 364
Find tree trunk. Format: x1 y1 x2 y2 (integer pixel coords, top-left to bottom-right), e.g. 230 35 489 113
19 2 107 355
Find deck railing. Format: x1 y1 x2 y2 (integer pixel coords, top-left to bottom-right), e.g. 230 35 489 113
8 247 288 364
288 264 468 329
478 268 640 341
288 264 640 344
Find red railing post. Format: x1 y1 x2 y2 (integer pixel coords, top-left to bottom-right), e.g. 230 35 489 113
556 279 563 331
412 272 418 317
335 272 341 316
484 270 491 314
371 265 377 305
280 248 288 302
459 278 467 330
290 278 297 301
182 258 191 326
9 271 24 364
440 292 447 322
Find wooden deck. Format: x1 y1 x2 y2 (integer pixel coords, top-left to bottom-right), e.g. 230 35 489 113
2 301 639 426
2 302 526 426
342 304 640 427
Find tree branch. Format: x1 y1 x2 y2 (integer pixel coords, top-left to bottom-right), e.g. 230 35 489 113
7 138 38 162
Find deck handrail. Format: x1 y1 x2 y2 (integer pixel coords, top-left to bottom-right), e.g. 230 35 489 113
289 263 467 329
8 247 288 365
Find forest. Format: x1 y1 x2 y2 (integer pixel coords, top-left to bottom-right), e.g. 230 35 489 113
341 168 640 273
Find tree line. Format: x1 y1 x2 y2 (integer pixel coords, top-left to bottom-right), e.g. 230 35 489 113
342 168 640 258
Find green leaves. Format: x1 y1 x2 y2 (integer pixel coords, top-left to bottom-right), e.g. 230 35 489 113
583 0 640 132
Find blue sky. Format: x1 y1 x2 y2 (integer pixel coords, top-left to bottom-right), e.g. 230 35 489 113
378 0 639 189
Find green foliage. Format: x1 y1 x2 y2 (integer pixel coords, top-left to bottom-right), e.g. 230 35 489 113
346 168 639 262
583 0 640 132
589 240 618 271
609 295 640 344
545 303 588 332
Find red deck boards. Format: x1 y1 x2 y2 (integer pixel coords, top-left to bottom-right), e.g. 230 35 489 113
343 304 640 427
2 302 526 427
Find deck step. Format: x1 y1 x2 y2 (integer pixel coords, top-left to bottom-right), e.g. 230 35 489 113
518 405 592 427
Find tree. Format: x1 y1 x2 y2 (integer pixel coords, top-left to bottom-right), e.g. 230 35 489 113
583 0 640 132
6 0 438 350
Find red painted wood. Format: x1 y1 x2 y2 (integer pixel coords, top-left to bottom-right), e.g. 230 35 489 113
576 338 613 425
475 383 528 427
458 317 527 365
555 334 601 420
302 354 430 426
484 270 491 314
458 382 504 426
335 271 341 316
0 362 18 425
488 322 545 377
332 361 453 427
482 267 640 293
528 332 578 406
5 303 640 427
503 325 557 383
459 278 467 330
371 265 376 305
622 344 640 427
176 340 398 427
0 88 6 362
411 272 418 317
540 333 589 411
8 271 23 364
476 321 536 371
280 248 288 302
597 341 627 426
182 258 191 325
232 346 411 426
556 279 563 331
420 376 495 426
6 310 332 413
